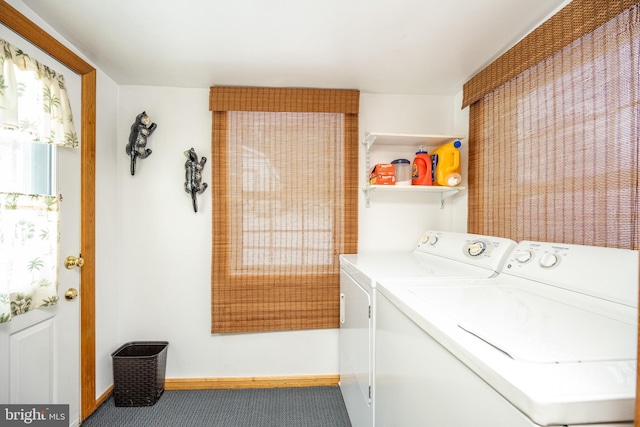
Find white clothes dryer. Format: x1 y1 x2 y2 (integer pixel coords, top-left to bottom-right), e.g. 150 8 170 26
375 240 638 427
339 231 516 427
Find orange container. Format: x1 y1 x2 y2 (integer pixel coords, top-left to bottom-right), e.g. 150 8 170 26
369 163 396 185
411 147 432 186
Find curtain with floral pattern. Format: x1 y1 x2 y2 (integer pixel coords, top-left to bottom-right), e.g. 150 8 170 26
0 37 78 147
0 192 59 323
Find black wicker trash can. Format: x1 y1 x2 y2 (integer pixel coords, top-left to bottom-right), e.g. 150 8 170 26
111 341 168 407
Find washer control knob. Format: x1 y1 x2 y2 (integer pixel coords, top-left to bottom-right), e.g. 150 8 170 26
539 252 559 268
427 235 438 245
420 234 429 244
514 250 533 263
468 241 487 257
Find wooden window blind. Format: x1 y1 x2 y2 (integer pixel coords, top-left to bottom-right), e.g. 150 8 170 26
210 87 359 333
465 0 640 249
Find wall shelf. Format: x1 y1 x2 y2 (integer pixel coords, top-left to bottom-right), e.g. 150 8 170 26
362 185 464 208
363 132 466 208
363 132 465 151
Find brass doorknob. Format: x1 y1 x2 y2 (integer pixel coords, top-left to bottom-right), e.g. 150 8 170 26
64 255 84 270
65 288 78 300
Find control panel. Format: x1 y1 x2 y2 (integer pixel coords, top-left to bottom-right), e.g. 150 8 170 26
511 247 562 269
502 241 638 307
415 231 516 273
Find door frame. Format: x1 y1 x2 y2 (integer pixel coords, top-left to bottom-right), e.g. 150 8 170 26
0 0 97 420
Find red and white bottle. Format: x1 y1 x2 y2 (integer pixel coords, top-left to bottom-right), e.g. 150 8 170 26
411 146 432 186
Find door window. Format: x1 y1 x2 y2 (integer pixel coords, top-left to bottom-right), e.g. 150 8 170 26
0 134 55 195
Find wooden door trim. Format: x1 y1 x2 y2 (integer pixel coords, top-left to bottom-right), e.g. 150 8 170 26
0 0 97 420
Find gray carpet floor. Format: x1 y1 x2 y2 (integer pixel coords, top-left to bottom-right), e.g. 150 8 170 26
81 387 352 427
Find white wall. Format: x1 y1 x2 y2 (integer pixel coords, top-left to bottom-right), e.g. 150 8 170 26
358 93 468 253
116 86 339 379
452 90 470 231
114 87 467 379
94 70 120 395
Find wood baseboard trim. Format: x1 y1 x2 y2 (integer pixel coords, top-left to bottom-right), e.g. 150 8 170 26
165 375 340 391
95 386 113 407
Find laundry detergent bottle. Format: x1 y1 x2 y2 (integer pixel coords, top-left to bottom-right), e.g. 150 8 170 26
411 146 432 186
431 140 462 186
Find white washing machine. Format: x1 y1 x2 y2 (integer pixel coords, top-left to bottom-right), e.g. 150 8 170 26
339 231 516 427
375 240 638 426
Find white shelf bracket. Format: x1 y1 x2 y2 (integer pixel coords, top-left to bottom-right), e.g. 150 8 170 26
439 189 459 209
363 133 377 151
364 187 373 208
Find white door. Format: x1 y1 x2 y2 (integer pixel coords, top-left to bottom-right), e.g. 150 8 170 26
339 269 373 427
0 146 81 424
0 26 82 427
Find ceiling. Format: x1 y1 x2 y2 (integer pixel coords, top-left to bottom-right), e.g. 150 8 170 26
20 0 568 95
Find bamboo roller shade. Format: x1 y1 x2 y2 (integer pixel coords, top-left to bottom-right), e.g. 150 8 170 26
210 87 359 333
467 2 640 249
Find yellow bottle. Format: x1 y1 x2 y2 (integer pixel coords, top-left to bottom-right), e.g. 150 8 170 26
431 140 462 186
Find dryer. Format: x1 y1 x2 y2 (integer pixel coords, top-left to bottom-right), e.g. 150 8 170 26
375 240 638 426
339 231 516 427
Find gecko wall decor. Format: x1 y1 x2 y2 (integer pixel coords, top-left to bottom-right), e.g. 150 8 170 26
184 147 208 212
126 111 157 175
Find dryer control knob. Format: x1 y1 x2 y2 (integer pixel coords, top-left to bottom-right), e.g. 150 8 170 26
420 234 430 244
514 250 533 263
468 241 487 256
539 252 559 268
427 235 438 245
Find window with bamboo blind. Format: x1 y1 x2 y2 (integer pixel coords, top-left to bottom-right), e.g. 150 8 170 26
464 0 640 249
209 87 359 333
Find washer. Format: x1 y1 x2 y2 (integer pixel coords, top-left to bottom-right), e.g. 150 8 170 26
339 231 516 427
375 240 638 426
